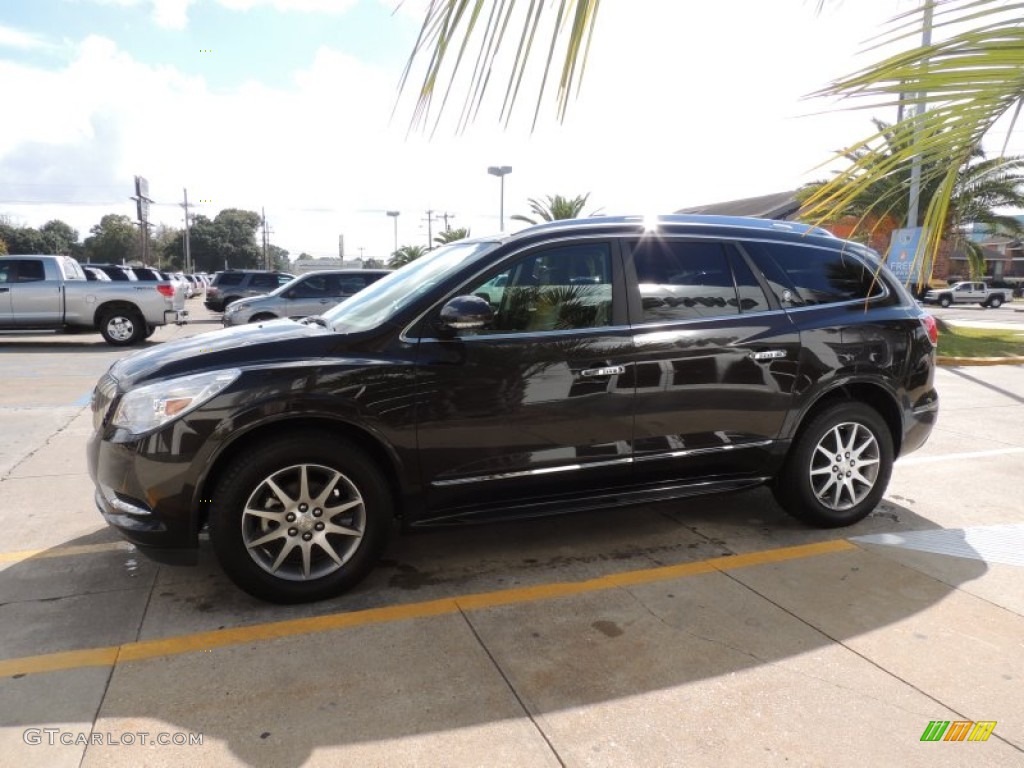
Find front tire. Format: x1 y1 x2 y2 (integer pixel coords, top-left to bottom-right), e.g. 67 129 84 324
99 309 146 346
249 313 277 323
939 295 952 308
772 402 894 528
209 432 392 603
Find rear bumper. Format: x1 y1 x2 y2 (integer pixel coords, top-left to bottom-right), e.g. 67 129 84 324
164 309 189 325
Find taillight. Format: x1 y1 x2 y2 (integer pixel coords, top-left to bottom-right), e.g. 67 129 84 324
157 284 175 298
920 314 938 346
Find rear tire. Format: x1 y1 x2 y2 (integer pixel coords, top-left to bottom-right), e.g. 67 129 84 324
99 309 146 346
988 296 1003 308
773 402 893 528
209 432 392 603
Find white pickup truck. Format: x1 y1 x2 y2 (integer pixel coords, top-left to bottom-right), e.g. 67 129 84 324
0 255 186 345
922 281 1012 309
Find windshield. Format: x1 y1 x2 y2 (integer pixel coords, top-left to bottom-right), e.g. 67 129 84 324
322 241 499 333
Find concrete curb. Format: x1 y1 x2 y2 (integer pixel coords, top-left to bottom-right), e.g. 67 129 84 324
937 355 1024 366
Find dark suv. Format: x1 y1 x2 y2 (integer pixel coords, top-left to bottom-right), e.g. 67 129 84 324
204 269 295 312
88 215 939 603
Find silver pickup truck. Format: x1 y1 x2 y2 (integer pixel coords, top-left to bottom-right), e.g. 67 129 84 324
922 281 1011 308
0 255 186 345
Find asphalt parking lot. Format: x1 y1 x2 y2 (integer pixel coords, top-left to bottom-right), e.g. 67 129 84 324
1 304 1023 767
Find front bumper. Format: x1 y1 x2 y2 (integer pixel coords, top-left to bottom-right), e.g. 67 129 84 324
87 428 201 552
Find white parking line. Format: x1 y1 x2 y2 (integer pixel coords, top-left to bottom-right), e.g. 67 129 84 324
897 447 1024 466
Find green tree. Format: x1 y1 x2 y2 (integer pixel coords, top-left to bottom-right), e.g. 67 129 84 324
40 220 79 255
511 193 592 225
434 226 471 245
84 214 140 263
0 222 47 254
0 237 7 255
267 244 290 271
160 209 264 272
388 244 429 268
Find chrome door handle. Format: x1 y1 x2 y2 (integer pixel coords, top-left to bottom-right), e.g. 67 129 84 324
750 350 787 361
581 365 625 377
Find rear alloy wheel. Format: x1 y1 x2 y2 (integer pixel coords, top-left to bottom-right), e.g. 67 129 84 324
209 432 391 603
99 309 146 346
773 402 893 528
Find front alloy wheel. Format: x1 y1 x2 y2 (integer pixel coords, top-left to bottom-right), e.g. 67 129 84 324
773 402 893 528
210 432 391 603
241 463 366 582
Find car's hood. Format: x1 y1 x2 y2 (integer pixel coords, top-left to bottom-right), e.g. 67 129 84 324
110 319 327 386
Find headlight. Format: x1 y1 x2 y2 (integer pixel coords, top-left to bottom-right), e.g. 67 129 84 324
224 302 245 315
112 369 241 435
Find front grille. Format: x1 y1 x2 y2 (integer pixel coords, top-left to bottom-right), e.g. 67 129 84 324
91 373 119 431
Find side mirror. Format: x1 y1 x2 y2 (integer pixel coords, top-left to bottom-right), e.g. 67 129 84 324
438 295 494 334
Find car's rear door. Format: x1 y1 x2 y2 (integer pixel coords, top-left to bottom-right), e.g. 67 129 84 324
414 239 636 518
622 237 800 484
9 258 64 326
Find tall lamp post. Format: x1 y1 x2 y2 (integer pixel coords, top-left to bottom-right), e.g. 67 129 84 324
487 165 512 231
386 210 400 255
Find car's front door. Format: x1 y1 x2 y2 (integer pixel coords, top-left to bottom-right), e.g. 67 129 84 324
622 237 800 484
286 274 333 317
414 240 636 519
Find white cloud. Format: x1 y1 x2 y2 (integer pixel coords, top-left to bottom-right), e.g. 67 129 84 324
0 23 54 50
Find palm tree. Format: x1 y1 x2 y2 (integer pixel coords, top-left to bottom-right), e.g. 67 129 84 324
511 193 592 225
388 244 429 269
800 118 1024 245
801 1 1024 277
434 227 471 245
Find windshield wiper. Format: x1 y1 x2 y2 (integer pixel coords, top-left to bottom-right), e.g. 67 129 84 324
301 315 327 327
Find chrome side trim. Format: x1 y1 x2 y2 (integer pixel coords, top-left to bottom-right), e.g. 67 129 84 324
431 456 633 487
431 441 775 487
633 440 774 463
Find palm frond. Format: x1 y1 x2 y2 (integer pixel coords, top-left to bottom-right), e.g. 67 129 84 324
399 0 601 132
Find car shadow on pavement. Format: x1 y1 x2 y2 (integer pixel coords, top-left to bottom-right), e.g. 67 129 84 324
1 490 1008 766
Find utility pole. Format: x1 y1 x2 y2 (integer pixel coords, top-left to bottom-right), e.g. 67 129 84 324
907 0 934 231
181 188 192 273
386 211 400 254
440 211 455 231
261 207 269 269
423 209 437 247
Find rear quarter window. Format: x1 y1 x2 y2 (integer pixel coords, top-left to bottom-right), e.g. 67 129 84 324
214 273 245 287
746 242 885 306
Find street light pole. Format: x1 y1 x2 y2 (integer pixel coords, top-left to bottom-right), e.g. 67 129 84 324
487 165 512 230
386 210 400 254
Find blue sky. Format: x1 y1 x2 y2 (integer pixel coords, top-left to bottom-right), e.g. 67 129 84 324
2 0 1020 261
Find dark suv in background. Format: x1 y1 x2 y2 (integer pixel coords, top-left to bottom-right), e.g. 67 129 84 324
88 215 938 603
204 269 295 311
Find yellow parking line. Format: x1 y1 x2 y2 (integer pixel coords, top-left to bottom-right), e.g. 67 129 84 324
0 539 856 678
0 542 135 564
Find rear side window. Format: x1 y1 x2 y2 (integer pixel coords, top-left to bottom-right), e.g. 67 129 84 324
215 273 245 286
249 274 280 289
16 260 46 282
752 242 884 306
630 239 767 322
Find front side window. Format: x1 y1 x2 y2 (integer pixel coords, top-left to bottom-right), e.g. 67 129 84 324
463 243 613 334
291 275 328 298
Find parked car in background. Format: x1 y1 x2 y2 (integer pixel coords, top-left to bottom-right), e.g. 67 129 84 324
81 263 138 282
204 269 295 311
922 281 1011 308
222 269 390 326
83 266 112 282
88 215 938 602
1 254 185 345
132 267 187 315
